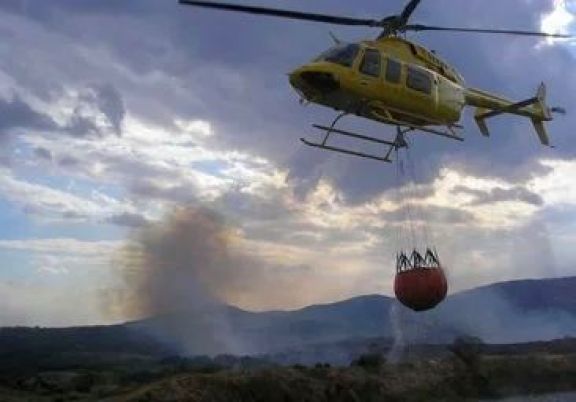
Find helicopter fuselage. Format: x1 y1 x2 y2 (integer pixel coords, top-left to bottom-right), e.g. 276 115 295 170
289 36 552 142
289 37 467 128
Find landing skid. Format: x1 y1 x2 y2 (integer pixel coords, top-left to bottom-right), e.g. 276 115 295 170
300 113 463 163
302 124 396 163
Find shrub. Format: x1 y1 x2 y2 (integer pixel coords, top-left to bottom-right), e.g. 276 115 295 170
351 353 386 371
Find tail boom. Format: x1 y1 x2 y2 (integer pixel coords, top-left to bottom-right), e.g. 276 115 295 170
465 83 555 146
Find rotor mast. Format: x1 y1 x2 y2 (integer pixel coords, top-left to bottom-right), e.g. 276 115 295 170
377 0 422 38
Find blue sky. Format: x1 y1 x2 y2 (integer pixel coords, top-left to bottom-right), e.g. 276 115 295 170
0 0 575 326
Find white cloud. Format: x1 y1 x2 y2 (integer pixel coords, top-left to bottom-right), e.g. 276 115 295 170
540 0 576 45
0 167 145 224
429 169 540 228
36 255 70 275
18 111 291 214
0 170 103 219
175 119 213 138
530 159 576 205
0 238 122 256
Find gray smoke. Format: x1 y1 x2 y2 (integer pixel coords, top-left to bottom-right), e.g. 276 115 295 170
385 281 576 362
386 302 406 363
105 206 322 356
105 207 248 355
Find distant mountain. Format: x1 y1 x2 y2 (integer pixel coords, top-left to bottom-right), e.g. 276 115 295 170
428 276 576 343
130 276 576 355
1 276 575 361
453 276 576 313
127 294 396 356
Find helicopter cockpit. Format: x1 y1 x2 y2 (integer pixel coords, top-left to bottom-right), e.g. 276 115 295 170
290 43 370 97
314 43 360 67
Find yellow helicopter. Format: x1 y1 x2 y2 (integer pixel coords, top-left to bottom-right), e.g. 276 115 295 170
180 0 569 163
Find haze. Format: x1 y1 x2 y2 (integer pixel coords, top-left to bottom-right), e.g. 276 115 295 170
0 0 575 327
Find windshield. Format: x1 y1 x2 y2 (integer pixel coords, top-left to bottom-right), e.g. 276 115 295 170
315 44 360 67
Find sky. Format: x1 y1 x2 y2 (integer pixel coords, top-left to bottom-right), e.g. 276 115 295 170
0 0 575 327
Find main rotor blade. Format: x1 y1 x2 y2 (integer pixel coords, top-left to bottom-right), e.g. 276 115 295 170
179 0 380 27
400 0 423 23
405 24 572 38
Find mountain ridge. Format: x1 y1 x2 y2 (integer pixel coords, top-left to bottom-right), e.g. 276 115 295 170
1 276 575 358
235 276 576 315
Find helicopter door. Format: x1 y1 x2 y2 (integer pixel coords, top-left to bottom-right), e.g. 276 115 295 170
357 48 382 91
356 48 387 119
404 65 438 120
382 57 404 111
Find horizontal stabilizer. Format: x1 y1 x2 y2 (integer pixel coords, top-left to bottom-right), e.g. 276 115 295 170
532 118 550 146
469 83 558 146
474 108 491 137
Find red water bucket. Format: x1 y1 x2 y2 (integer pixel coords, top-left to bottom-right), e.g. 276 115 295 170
394 267 448 311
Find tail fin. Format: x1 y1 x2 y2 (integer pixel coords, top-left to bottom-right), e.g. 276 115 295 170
468 83 560 146
530 83 551 145
534 82 553 120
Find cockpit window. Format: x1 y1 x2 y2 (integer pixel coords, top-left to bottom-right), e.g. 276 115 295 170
407 65 433 94
360 48 381 77
386 58 402 83
316 44 360 67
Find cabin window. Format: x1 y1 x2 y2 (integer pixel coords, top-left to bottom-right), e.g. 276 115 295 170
407 66 432 94
317 44 360 68
385 58 402 84
359 49 381 77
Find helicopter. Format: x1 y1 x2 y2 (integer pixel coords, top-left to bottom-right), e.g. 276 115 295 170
179 0 570 163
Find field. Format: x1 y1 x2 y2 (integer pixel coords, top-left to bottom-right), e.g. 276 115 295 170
1 338 575 401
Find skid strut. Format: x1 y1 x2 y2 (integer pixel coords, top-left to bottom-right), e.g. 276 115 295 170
300 113 463 164
300 113 396 163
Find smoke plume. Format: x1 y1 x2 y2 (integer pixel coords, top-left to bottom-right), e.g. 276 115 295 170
105 207 259 355
105 206 332 355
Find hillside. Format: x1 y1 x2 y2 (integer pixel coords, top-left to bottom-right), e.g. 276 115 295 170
130 276 576 355
1 276 575 361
